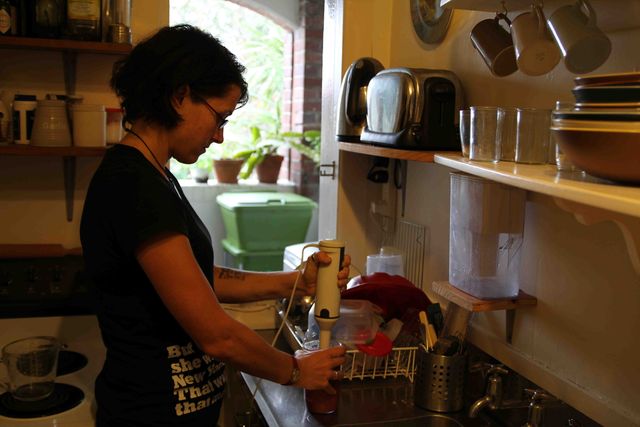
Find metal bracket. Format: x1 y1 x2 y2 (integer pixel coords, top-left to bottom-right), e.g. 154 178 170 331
319 161 336 179
506 309 516 344
63 156 76 222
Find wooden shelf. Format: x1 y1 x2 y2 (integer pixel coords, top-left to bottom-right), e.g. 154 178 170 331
432 281 537 312
433 281 537 343
434 154 640 219
0 145 107 157
1 145 107 222
0 36 132 55
339 141 456 162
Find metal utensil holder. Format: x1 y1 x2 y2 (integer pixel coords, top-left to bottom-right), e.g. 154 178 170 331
413 348 466 412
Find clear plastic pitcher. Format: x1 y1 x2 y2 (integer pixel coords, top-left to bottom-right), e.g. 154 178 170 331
449 173 525 299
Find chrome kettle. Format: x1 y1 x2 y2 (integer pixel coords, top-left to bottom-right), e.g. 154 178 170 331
336 57 384 142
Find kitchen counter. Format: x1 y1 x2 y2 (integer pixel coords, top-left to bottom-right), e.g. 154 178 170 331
238 329 490 427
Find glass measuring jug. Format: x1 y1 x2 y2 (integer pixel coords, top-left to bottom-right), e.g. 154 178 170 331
1 336 61 401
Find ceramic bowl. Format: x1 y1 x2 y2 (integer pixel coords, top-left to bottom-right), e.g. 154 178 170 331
572 86 640 105
551 127 640 183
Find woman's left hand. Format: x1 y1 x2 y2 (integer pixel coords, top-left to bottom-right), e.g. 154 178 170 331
297 252 351 297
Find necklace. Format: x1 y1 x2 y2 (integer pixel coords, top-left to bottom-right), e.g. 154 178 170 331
126 128 169 177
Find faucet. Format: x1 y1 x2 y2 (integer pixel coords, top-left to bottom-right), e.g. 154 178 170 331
469 364 510 418
523 389 562 427
468 363 530 418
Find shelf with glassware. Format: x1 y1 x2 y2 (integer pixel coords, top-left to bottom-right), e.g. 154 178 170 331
338 141 455 163
0 36 129 223
434 153 640 275
0 35 132 54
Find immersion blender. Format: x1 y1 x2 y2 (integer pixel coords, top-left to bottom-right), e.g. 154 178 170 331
304 239 345 349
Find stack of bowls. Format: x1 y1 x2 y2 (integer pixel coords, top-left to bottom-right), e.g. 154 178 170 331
551 72 640 183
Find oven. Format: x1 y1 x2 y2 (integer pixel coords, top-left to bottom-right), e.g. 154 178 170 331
0 245 105 426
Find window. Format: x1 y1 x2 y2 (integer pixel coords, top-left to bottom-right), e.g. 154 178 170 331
169 0 287 179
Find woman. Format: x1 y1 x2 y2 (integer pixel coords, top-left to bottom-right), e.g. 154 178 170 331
80 25 348 427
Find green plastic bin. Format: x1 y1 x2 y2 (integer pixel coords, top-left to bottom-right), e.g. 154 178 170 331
221 239 284 271
216 192 316 252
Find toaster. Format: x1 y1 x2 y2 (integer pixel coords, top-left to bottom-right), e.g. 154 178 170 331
361 68 464 150
336 57 385 142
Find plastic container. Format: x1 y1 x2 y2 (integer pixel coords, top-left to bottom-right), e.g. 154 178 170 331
72 104 106 147
12 94 37 145
105 107 123 144
221 239 283 272
366 246 404 276
216 192 316 252
305 299 380 348
449 172 526 299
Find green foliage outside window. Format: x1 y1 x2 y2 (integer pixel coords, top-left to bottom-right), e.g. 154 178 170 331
170 0 309 180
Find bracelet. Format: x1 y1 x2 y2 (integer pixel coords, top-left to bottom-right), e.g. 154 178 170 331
282 355 300 386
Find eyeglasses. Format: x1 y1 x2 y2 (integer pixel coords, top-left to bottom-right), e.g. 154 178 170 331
198 97 229 130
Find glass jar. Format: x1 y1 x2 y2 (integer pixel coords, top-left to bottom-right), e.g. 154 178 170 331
102 0 131 43
67 0 100 41
33 0 64 38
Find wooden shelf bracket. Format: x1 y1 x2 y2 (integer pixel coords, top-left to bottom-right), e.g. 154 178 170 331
432 281 537 344
554 197 640 275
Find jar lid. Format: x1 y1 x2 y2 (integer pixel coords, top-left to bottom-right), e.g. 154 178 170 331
72 104 106 112
105 107 123 113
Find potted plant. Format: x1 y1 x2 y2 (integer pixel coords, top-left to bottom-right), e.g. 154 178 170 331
233 125 321 183
192 157 212 183
210 139 248 184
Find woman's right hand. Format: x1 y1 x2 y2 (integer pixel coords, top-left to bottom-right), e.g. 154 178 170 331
294 345 346 394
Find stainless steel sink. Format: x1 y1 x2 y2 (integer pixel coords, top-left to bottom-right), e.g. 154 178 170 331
415 414 464 427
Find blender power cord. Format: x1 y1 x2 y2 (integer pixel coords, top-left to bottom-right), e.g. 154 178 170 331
246 250 360 423
247 260 305 419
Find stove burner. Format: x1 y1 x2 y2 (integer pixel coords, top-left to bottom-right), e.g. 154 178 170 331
57 350 88 376
0 383 84 419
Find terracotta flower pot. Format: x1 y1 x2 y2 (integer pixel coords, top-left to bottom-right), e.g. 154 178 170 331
256 154 284 183
213 158 244 184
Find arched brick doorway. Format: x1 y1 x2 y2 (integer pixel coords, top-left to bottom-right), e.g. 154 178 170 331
230 0 324 202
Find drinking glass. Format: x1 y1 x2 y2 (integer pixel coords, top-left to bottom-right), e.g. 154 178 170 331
459 109 470 158
470 106 499 163
515 108 551 164
497 107 517 161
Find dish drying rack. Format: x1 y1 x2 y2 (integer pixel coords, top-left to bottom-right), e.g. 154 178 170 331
278 308 418 383
343 345 418 382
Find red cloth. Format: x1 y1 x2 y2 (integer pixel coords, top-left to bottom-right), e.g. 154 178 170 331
341 273 431 321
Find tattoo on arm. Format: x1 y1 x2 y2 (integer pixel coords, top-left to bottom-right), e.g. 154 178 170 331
217 268 247 281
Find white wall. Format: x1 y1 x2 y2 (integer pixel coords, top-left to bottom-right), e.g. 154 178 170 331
335 0 640 425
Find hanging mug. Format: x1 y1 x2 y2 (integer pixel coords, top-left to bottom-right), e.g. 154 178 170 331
511 4 561 76
546 0 611 74
470 13 518 77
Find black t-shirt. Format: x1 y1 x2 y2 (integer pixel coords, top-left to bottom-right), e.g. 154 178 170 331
81 144 224 427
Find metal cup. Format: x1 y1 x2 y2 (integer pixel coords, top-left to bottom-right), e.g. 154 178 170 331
470 13 518 77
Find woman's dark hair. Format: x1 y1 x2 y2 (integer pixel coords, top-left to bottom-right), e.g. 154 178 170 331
111 24 249 129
